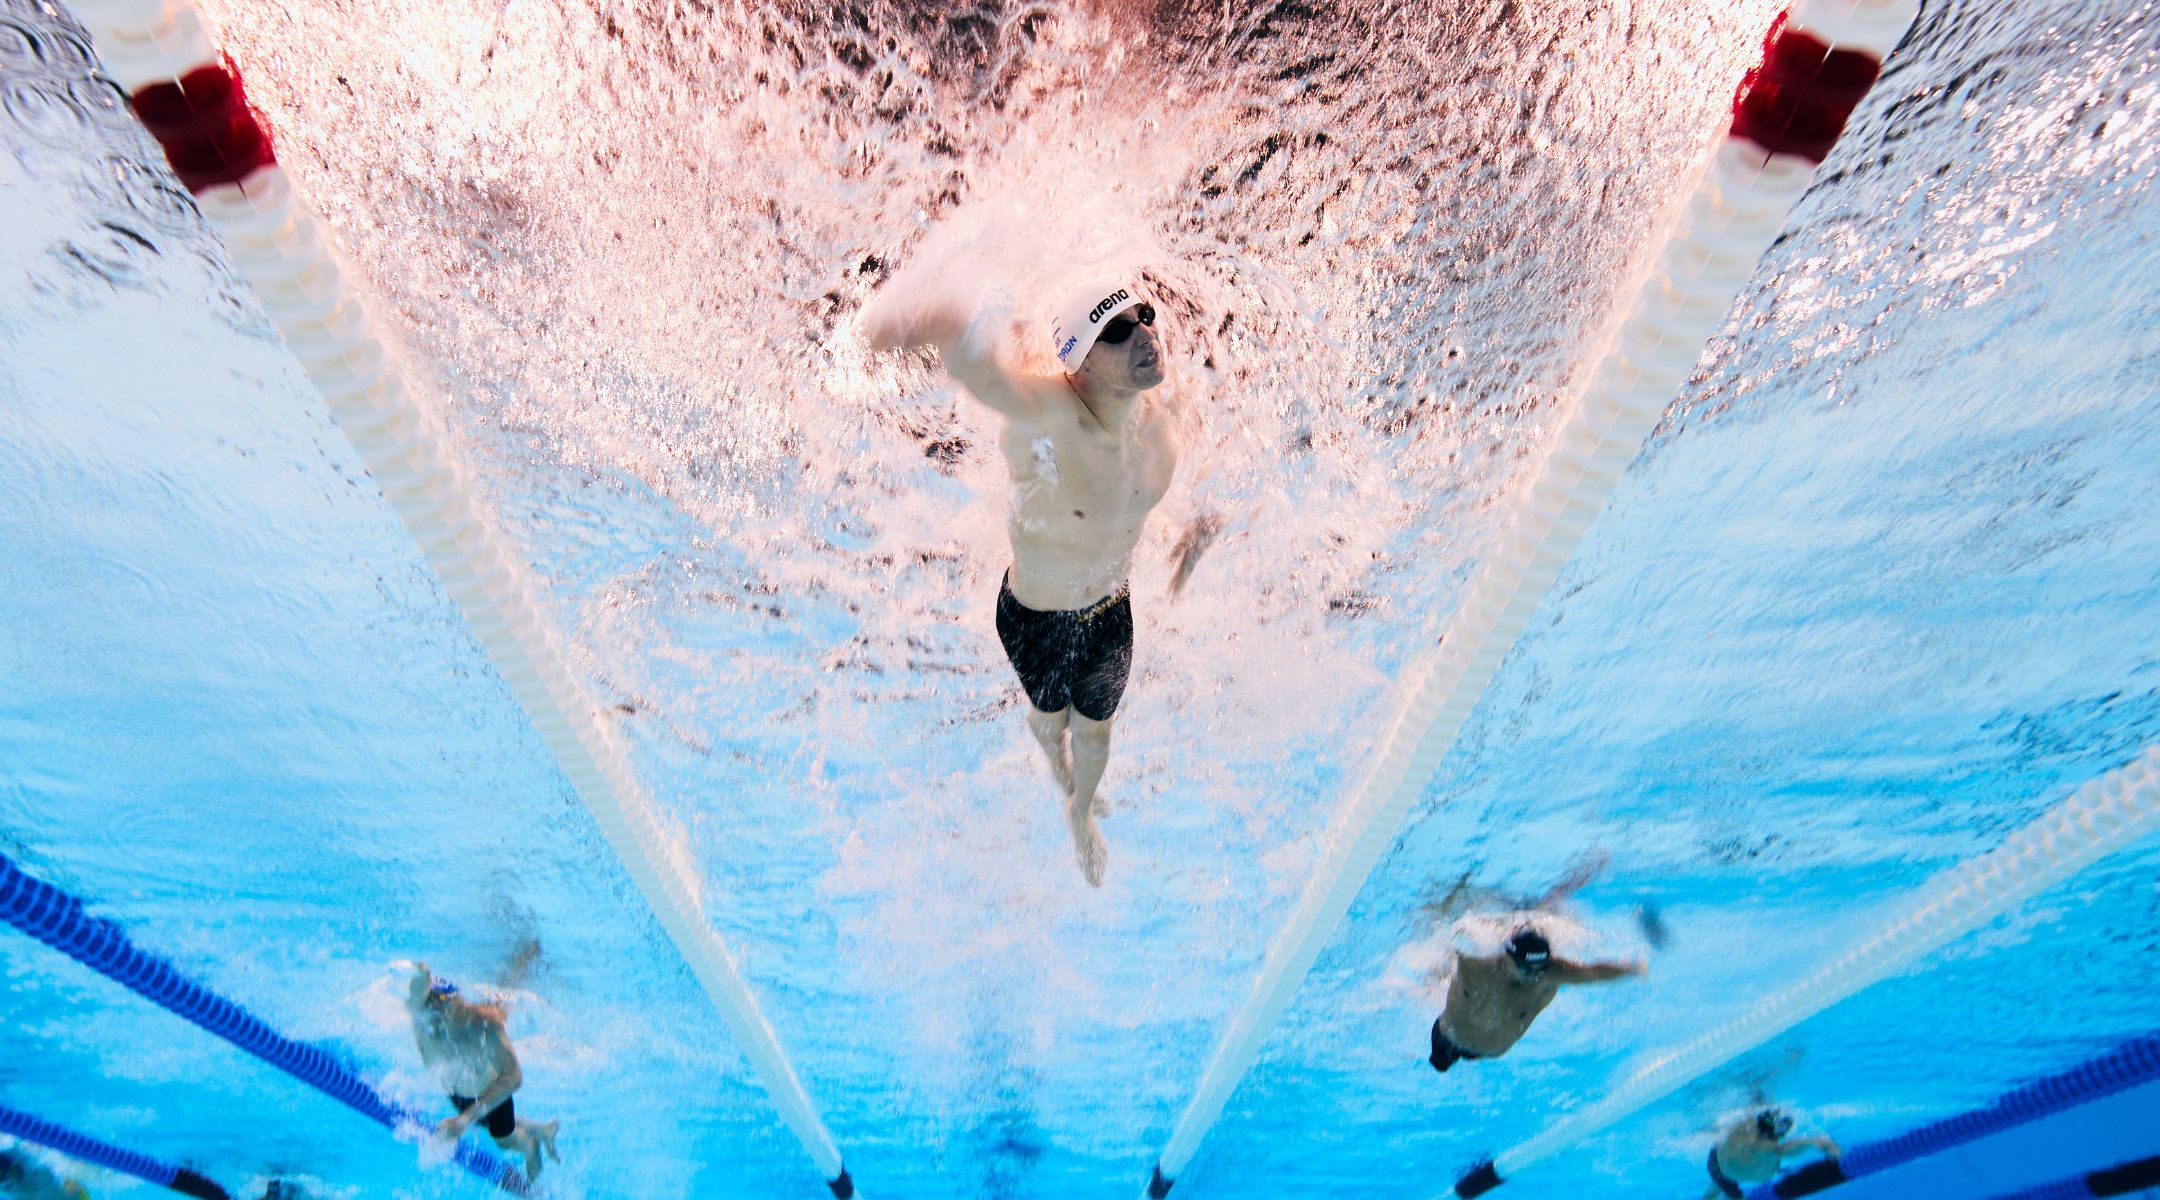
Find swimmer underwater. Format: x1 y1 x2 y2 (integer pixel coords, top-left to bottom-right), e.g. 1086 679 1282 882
866 280 1214 886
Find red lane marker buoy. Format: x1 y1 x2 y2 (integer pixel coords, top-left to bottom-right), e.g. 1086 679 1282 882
1731 11 1884 163
128 56 276 193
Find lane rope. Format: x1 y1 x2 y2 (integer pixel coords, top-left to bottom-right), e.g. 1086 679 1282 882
1447 745 2160 1197
62 1 855 1192
0 1101 230 1200
1745 1034 2160 1198
1142 2 1918 1193
0 852 522 1194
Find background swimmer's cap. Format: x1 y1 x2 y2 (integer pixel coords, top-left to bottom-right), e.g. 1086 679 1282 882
427 975 459 998
1050 282 1143 374
1506 928 1551 966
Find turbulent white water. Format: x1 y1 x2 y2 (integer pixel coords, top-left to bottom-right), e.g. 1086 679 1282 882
4 0 2159 1196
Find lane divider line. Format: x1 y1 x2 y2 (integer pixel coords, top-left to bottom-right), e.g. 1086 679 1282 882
62 1 855 1192
1449 746 2160 1198
1141 3 1918 1193
0 851 521 1195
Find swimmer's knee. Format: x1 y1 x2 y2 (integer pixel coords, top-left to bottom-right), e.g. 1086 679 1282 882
1072 715 1113 748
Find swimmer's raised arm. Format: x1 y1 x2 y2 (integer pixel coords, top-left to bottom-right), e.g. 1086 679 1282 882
863 297 1040 422
1549 956 1648 985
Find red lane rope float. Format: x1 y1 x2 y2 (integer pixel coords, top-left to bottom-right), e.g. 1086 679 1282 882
127 56 275 193
1732 12 1887 164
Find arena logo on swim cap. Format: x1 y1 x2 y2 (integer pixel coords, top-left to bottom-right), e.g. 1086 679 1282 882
1054 281 1142 372
1088 289 1131 323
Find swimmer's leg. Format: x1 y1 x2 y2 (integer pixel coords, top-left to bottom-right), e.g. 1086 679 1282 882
1026 705 1075 795
525 1119 560 1166
1066 712 1113 886
493 1129 543 1182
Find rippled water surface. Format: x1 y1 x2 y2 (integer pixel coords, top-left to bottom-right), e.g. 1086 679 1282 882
3 0 2159 1196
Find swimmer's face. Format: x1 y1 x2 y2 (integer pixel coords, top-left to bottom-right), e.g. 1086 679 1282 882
1084 303 1165 391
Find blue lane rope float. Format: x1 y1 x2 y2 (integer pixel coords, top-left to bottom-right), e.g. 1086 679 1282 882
1977 1155 2160 1200
0 1102 229 1199
1748 1034 2160 1199
0 852 527 1195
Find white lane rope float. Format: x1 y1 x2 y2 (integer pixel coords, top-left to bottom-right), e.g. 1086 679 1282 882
1143 2 1921 1194
65 0 857 1191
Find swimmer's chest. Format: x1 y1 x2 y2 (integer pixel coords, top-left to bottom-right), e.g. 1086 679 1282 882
1002 412 1177 521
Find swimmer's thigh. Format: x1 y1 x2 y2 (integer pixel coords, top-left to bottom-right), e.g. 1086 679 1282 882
996 581 1073 713
1071 595 1134 722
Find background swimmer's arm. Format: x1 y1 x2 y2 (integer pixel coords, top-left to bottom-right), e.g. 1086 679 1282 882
1779 1135 1840 1158
440 1016 523 1136
1549 956 1648 984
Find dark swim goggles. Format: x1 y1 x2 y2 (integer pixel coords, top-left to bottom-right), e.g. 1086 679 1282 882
1097 302 1156 345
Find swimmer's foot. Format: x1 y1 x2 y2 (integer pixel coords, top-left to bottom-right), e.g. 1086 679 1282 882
535 1121 560 1164
520 1134 545 1182
1067 802 1107 887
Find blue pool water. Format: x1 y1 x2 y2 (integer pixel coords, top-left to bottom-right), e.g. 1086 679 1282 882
2 0 2158 1197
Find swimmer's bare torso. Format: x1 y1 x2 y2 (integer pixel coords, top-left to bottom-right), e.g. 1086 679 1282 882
1441 953 1562 1057
414 997 514 1097
864 298 1181 611
998 376 1179 610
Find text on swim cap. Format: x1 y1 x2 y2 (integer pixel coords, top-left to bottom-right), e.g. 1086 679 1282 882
1087 290 1131 323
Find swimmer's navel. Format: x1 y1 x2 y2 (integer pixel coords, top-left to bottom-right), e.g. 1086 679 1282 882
1073 509 1085 519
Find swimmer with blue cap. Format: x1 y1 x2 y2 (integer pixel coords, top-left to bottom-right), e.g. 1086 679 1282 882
399 961 560 1182
866 276 1217 887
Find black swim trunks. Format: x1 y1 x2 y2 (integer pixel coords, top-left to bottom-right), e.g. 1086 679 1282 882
1429 1018 1488 1074
1706 1148 1744 1199
451 1092 517 1139
995 573 1134 722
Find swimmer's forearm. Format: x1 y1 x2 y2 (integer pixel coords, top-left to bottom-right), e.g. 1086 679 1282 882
1553 958 1647 983
470 1062 521 1112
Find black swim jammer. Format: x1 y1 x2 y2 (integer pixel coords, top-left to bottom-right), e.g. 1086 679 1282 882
995 573 1134 722
451 1092 518 1139
1428 1018 1488 1074
1706 1148 1744 1199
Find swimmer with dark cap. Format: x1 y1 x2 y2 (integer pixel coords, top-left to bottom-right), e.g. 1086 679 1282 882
400 962 560 1181
865 280 1210 887
0 1150 89 1200
1427 928 1646 1073
1702 1108 1839 1199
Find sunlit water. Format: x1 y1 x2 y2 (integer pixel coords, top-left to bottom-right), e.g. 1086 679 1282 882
3 0 2158 1196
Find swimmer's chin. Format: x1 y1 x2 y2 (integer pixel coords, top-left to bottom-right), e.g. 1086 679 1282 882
1134 361 1166 388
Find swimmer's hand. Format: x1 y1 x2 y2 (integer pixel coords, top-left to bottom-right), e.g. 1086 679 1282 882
1168 512 1223 597
436 1111 473 1139
400 961 433 1001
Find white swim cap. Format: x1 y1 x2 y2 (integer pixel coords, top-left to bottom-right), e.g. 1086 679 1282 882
1049 282 1143 374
